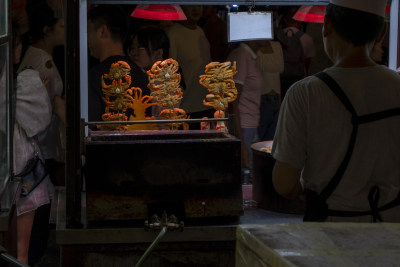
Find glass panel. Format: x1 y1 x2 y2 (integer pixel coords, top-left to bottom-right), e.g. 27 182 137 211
0 42 9 192
0 0 7 37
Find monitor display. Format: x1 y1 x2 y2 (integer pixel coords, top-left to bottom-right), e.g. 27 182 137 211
228 11 273 42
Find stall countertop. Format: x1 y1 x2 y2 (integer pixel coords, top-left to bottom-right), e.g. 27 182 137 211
237 223 400 267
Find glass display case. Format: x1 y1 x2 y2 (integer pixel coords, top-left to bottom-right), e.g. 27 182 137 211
60 0 331 229
66 0 399 228
56 2 400 265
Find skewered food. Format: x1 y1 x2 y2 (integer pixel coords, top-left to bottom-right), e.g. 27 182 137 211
200 61 238 111
147 58 182 108
199 61 237 131
160 108 189 130
147 58 188 130
101 61 132 97
98 60 156 131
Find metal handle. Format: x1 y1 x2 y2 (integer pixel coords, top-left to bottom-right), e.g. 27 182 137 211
0 251 30 267
85 117 229 126
135 226 167 267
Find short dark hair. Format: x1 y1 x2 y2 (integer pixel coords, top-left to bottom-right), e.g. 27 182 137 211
88 5 129 43
326 4 384 46
134 27 170 59
26 0 58 42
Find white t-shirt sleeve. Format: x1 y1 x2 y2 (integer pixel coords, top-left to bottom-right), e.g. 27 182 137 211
272 82 308 169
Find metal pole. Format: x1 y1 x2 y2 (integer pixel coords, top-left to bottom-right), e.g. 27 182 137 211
85 117 229 125
79 0 89 137
65 0 82 228
135 226 167 267
389 0 399 70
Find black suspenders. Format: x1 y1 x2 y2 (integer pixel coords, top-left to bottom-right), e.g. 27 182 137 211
303 72 400 222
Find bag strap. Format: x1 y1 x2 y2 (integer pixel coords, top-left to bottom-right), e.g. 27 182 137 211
314 72 359 201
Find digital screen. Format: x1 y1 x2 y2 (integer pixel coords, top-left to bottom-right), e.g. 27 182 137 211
228 12 273 42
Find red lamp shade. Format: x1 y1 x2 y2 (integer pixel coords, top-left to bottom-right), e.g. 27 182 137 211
293 5 326 23
293 5 390 24
131 5 187 21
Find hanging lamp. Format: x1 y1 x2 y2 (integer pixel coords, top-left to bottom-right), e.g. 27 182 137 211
293 5 326 23
131 5 187 21
293 5 391 24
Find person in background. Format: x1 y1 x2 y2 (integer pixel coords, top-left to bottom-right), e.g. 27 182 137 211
17 1 65 265
256 40 284 141
166 5 213 128
87 5 149 126
199 5 229 62
7 22 52 265
128 26 173 119
18 0 65 176
278 6 315 100
272 0 400 222
227 40 265 184
128 26 170 72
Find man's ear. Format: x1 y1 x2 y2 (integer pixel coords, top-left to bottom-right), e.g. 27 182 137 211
323 15 332 37
99 24 108 38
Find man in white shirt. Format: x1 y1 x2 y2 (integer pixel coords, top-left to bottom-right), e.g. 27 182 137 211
272 0 400 222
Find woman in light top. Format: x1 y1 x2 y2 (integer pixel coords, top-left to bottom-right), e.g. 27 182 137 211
17 0 65 265
18 0 65 178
